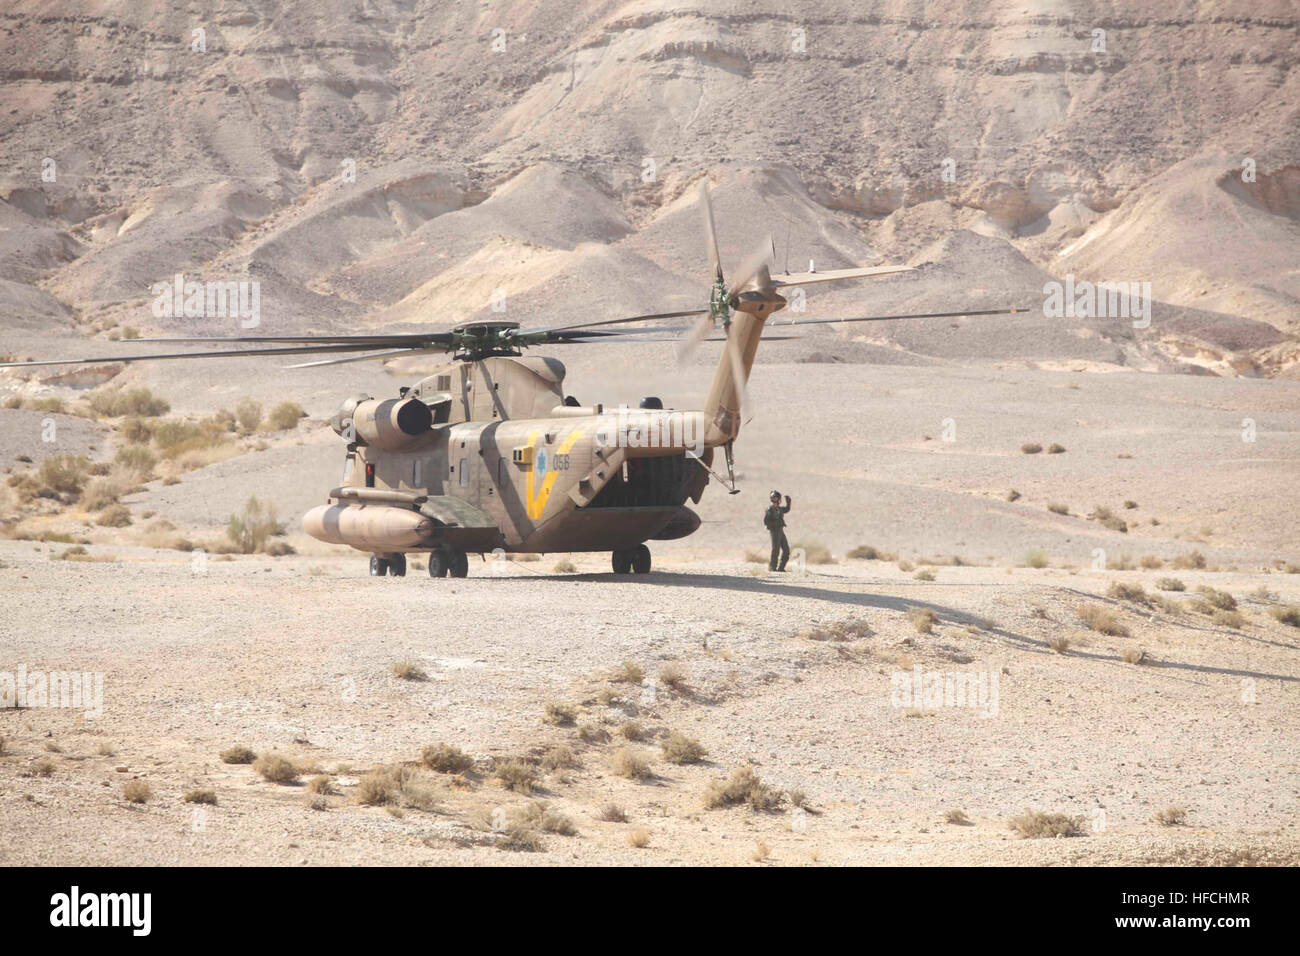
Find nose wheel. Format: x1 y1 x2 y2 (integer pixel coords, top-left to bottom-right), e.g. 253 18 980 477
369 553 406 576
612 544 651 575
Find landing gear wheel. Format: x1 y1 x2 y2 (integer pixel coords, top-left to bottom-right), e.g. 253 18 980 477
369 554 389 577
612 549 633 574
631 543 651 574
426 549 449 578
449 548 469 578
387 553 407 577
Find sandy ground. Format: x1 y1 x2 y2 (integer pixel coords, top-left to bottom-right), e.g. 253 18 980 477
1 544 1296 866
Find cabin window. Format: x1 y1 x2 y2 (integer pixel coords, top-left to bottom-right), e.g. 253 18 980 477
413 460 422 487
458 458 469 486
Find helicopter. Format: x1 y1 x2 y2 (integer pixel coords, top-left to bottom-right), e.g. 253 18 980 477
1 183 1024 578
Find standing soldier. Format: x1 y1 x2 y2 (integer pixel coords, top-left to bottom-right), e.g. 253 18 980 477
764 490 791 572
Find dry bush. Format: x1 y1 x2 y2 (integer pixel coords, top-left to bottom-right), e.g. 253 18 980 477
597 803 628 823
578 722 611 744
658 661 687 691
32 758 56 776
252 753 300 785
848 544 894 561
610 747 653 780
543 701 577 726
1047 502 1069 515
391 659 425 681
496 826 544 852
1107 581 1149 605
751 840 771 862
220 745 256 764
914 569 935 581
829 619 872 640
704 767 783 811
519 801 578 836
1023 549 1048 569
1121 648 1148 665
1020 443 1042 454
661 731 707 765
1212 609 1246 629
306 775 336 796
183 789 217 805
89 387 169 418
122 781 152 804
235 398 262 432
266 401 304 430
1269 605 1300 627
1008 811 1084 838
541 744 579 772
611 660 643 684
907 607 938 634
1047 443 1066 454
617 720 646 741
1078 604 1129 637
1171 550 1206 570
897 559 915 572
113 445 157 479
1156 577 1185 592
95 504 132 528
945 808 971 825
627 827 651 848
1048 635 1070 654
495 759 537 794
225 496 285 554
1194 585 1237 611
793 539 835 564
1155 806 1187 826
1139 554 1163 569
552 558 577 573
421 743 474 774
1006 489 1021 501
38 455 91 497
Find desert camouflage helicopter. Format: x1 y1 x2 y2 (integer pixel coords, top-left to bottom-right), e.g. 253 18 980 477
2 183 1022 578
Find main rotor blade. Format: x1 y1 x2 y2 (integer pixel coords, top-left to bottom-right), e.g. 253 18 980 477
0 341 443 368
674 313 716 364
283 347 425 369
771 306 1030 328
700 180 723 285
128 333 453 346
518 309 708 338
768 265 912 287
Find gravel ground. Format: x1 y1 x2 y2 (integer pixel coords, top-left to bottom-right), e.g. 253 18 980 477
1 544 1295 866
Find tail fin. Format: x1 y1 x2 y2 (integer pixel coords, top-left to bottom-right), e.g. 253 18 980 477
703 272 784 446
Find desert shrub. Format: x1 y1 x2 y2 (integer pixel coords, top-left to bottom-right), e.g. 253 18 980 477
1009 811 1083 838
627 828 651 848
114 445 156 478
1154 806 1187 826
945 809 971 825
1107 581 1149 605
183 789 217 804
1156 577 1185 592
220 745 256 764
122 781 152 804
552 559 577 573
1020 443 1042 454
597 803 627 823
266 401 304 430
1048 635 1070 654
793 540 835 564
495 759 537 794
617 720 646 741
1139 555 1163 569
914 569 935 581
226 496 284 554
1078 604 1129 636
1171 551 1206 570
541 744 579 772
252 753 299 784
38 455 90 496
391 659 425 680
1024 549 1048 569
235 398 262 432
1047 503 1069 515
578 723 611 744
543 701 577 726
704 767 783 811
658 661 687 691
611 747 653 780
612 660 643 684
1121 648 1147 665
1047 443 1066 454
1194 585 1237 611
908 607 938 633
95 504 132 528
1006 489 1021 501
847 544 887 560
421 743 474 774
1269 605 1300 627
1212 609 1245 629
305 775 336 796
89 387 169 418
897 559 915 572
661 732 707 765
